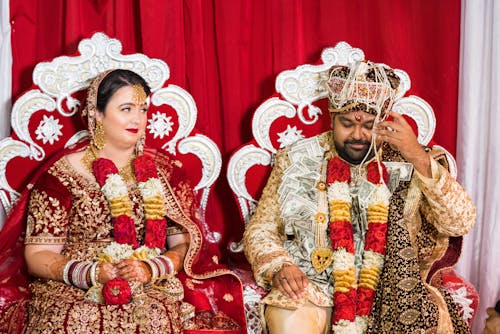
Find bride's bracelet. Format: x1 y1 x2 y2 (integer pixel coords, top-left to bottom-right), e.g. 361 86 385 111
142 255 175 282
142 258 159 281
62 259 93 289
90 261 100 286
157 255 175 276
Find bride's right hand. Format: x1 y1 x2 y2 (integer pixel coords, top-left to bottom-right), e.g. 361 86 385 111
97 262 118 284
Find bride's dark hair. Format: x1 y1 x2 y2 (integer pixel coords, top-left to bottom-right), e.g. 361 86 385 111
97 69 151 112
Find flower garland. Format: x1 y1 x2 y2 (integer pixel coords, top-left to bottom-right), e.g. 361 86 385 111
102 277 132 305
327 156 390 333
88 154 169 304
134 155 168 249
94 155 168 250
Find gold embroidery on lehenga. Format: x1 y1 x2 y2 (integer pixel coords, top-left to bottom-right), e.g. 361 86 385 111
25 189 69 244
157 167 232 280
174 181 195 214
67 303 101 333
223 293 234 302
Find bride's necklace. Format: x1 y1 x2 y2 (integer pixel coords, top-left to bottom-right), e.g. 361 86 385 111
82 145 135 183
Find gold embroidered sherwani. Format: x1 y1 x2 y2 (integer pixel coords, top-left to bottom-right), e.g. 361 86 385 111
243 131 476 333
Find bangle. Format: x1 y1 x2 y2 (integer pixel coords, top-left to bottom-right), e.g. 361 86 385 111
143 255 175 282
142 259 159 282
63 259 78 285
69 261 92 290
90 262 99 286
157 255 175 275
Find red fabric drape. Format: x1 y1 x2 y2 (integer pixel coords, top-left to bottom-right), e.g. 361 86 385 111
9 0 460 255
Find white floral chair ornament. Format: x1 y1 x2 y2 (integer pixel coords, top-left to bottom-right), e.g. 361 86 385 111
0 32 221 243
227 42 473 334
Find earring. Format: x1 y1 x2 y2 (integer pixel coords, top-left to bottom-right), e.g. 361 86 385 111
135 133 145 156
93 121 105 150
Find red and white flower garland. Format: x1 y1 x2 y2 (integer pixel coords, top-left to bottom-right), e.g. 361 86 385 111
94 155 168 249
327 156 390 333
87 155 171 304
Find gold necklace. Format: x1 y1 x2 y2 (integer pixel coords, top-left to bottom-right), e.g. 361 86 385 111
81 145 136 183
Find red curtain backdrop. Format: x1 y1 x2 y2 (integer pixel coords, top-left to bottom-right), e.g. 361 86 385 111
9 0 460 257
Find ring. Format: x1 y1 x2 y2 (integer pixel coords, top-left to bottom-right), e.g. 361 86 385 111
280 277 287 281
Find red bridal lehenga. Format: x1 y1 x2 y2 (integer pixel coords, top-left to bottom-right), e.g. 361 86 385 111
0 143 245 333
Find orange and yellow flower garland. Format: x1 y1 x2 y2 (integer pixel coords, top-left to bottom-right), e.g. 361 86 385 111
327 156 390 333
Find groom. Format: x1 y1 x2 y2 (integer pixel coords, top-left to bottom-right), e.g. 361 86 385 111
244 61 476 333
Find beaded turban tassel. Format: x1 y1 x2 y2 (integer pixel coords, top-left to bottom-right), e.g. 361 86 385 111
326 61 400 119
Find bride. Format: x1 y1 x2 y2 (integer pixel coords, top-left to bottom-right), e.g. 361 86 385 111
1 69 243 333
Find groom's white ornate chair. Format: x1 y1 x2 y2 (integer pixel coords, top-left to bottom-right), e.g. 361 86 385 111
227 42 475 334
0 32 222 243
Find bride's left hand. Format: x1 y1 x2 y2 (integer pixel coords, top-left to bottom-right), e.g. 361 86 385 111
115 259 151 283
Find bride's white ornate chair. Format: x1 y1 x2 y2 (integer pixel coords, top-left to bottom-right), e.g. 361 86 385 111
227 42 476 334
0 32 222 243
0 32 248 331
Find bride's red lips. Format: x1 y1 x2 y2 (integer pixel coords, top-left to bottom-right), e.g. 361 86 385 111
126 129 138 133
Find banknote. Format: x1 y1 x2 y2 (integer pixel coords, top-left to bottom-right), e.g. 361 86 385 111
299 156 322 170
280 164 320 200
278 177 303 202
383 161 414 181
388 168 400 193
283 163 309 178
280 192 316 219
298 170 321 183
288 147 310 164
288 137 323 162
357 179 376 208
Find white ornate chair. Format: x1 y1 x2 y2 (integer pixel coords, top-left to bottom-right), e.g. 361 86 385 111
227 42 475 334
0 32 222 244
0 32 252 333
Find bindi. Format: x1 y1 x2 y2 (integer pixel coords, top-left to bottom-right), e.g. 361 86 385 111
354 112 363 122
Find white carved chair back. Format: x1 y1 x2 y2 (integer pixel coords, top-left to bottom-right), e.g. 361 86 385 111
227 41 457 253
0 33 222 242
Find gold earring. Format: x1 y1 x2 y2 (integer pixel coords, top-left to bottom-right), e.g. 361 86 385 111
93 121 105 150
135 133 145 156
